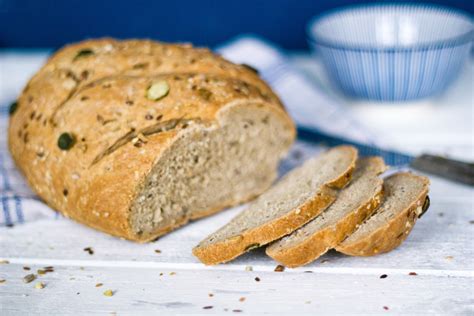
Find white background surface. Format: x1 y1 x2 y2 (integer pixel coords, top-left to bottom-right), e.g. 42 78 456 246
0 52 473 315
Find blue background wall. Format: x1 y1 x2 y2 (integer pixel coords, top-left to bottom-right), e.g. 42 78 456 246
0 0 472 49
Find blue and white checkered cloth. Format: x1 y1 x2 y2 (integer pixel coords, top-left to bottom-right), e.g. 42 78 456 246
0 35 376 227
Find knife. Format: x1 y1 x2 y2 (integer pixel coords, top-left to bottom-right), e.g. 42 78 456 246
297 126 474 186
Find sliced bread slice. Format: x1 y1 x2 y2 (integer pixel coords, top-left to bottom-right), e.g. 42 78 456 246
266 157 387 267
193 145 358 265
336 172 430 256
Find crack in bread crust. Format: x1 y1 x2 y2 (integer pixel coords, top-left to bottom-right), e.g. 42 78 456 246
90 117 204 166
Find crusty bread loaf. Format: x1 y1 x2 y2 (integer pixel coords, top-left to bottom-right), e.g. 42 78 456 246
193 146 358 265
336 172 430 256
266 157 387 267
8 38 295 242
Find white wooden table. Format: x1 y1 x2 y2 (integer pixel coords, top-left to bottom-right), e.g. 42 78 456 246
1 52 473 315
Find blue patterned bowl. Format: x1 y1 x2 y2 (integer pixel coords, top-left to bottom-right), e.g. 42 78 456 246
307 4 473 101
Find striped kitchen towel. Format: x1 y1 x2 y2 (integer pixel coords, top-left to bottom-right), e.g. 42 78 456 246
0 35 376 227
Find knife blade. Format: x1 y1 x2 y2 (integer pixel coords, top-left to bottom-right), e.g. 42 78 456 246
297 126 474 186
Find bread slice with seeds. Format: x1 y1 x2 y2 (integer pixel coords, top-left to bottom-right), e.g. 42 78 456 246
193 145 358 265
336 172 430 256
266 157 387 267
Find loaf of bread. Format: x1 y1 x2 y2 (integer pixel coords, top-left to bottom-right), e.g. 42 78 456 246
8 38 295 241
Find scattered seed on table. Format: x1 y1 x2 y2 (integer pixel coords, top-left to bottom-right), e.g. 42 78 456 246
37 269 46 275
103 289 114 297
239 297 246 302
274 265 285 272
383 306 389 310
169 272 176 276
23 274 36 283
208 293 214 297
35 282 45 289
154 249 161 254
23 266 31 271
469 220 474 224
245 265 253 271
233 309 242 313
254 277 260 282
203 306 213 309
95 283 103 287
445 256 454 261
380 274 388 279
0 260 9 264
83 247 94 255
304 271 313 273
320 259 330 264
0 279 6 284
159 273 164 276
409 272 418 276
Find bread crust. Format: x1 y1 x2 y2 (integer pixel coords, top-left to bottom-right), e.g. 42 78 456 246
336 174 430 256
8 39 295 242
192 146 358 265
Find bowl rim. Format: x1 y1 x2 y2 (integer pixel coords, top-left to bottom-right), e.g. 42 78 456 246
307 3 474 52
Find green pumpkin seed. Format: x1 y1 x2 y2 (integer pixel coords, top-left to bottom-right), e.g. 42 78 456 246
73 49 94 61
418 196 430 218
9 101 18 115
241 63 259 75
147 81 169 101
58 133 76 150
244 243 260 252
